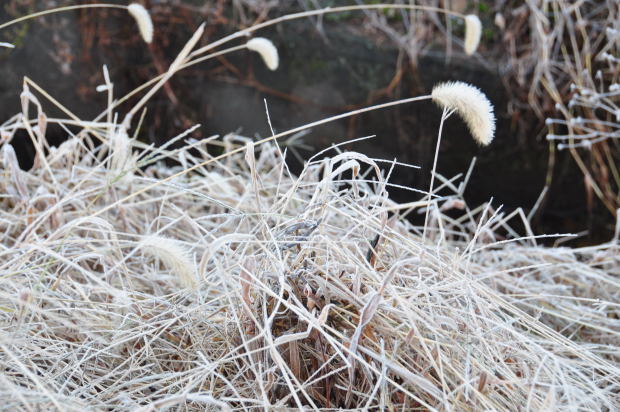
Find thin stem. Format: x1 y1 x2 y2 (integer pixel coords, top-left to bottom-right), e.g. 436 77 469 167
122 23 206 128
91 94 433 219
189 4 465 58
0 4 127 31
423 107 451 240
92 44 247 124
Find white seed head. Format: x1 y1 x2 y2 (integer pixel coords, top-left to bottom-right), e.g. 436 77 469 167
432 81 495 145
0 42 15 48
109 126 132 173
494 13 505 30
128 3 153 44
140 235 197 290
464 15 482 55
246 37 279 71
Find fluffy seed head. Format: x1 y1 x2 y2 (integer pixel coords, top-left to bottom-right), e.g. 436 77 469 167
139 235 197 290
109 127 133 175
432 81 495 145
246 37 279 71
464 15 482 55
127 3 153 44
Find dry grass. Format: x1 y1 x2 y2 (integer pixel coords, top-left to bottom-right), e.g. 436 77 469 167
538 0 620 217
1 107 619 409
0 2 619 411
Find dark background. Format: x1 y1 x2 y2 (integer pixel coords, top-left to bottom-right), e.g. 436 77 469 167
0 0 613 244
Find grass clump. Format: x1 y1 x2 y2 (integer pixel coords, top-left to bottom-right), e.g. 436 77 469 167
0 3 618 411
0 110 618 409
